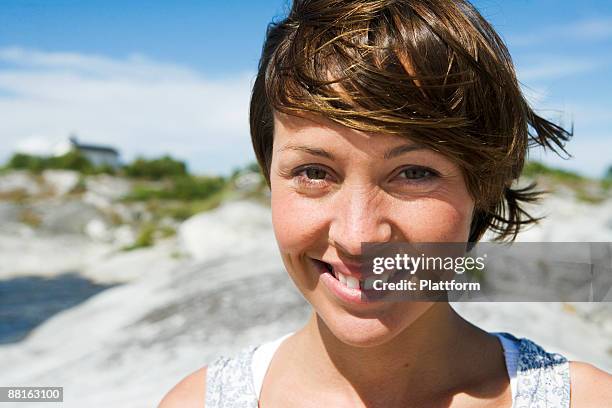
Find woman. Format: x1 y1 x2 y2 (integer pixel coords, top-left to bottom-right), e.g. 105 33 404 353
161 0 611 406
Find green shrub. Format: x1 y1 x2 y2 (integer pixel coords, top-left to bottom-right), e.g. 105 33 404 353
91 164 117 175
522 161 583 182
124 155 187 180
170 175 225 200
49 150 93 172
125 175 226 201
123 223 156 251
157 194 227 220
4 151 114 174
7 153 34 170
6 153 49 172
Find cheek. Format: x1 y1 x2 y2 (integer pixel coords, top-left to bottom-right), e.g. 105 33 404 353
395 197 474 242
270 179 327 254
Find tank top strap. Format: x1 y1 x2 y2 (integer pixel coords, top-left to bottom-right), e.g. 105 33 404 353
251 332 294 400
491 332 520 403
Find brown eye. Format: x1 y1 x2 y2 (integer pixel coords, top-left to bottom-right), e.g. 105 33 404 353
400 167 435 180
305 167 327 180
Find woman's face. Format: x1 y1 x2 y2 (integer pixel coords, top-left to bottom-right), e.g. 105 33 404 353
270 111 475 347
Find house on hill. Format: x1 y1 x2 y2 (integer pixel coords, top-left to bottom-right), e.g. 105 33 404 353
56 135 121 168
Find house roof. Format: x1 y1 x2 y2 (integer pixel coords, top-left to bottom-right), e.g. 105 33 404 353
70 137 119 155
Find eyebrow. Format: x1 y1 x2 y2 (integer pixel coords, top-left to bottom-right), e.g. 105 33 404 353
280 143 427 160
383 143 427 159
280 145 335 160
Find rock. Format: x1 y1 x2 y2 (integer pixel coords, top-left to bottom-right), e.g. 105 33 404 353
41 170 80 196
514 196 612 242
0 232 111 280
83 238 182 283
0 202 21 227
113 225 136 247
0 170 41 196
32 199 103 235
178 200 274 261
0 229 300 407
85 218 112 242
85 175 131 201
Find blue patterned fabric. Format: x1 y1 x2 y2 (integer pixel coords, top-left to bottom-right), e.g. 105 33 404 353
205 333 570 407
504 333 571 408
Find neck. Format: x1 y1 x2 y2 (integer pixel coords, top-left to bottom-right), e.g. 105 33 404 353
295 303 496 406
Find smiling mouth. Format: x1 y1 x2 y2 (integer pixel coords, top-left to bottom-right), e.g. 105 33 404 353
315 259 394 291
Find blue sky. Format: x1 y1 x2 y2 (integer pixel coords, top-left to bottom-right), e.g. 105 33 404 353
0 0 610 177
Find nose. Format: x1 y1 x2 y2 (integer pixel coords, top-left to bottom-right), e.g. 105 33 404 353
328 186 393 257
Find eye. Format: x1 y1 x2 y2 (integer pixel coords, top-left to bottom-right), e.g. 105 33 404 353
396 166 438 182
293 165 332 188
304 167 327 180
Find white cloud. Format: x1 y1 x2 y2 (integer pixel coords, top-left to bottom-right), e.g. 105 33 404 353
0 47 200 82
571 18 612 39
0 47 256 175
13 135 61 156
516 57 600 82
508 17 612 47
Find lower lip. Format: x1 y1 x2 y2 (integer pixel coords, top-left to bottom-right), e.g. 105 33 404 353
311 259 387 306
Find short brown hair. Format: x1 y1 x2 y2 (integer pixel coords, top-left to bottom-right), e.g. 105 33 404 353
249 0 571 242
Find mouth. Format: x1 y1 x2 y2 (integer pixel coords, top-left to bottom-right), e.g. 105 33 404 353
312 258 395 291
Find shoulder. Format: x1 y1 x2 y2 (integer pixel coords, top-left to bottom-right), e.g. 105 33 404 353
158 366 208 408
570 361 612 406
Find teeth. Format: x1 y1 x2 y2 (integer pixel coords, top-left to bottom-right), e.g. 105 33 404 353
322 261 363 290
336 273 360 289
346 276 359 289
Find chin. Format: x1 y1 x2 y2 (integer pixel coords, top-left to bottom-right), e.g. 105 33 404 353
315 298 435 348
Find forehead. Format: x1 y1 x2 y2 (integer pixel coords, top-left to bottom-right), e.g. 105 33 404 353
272 111 420 155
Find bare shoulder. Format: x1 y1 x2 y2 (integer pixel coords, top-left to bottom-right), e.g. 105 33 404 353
158 366 208 408
570 361 612 406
